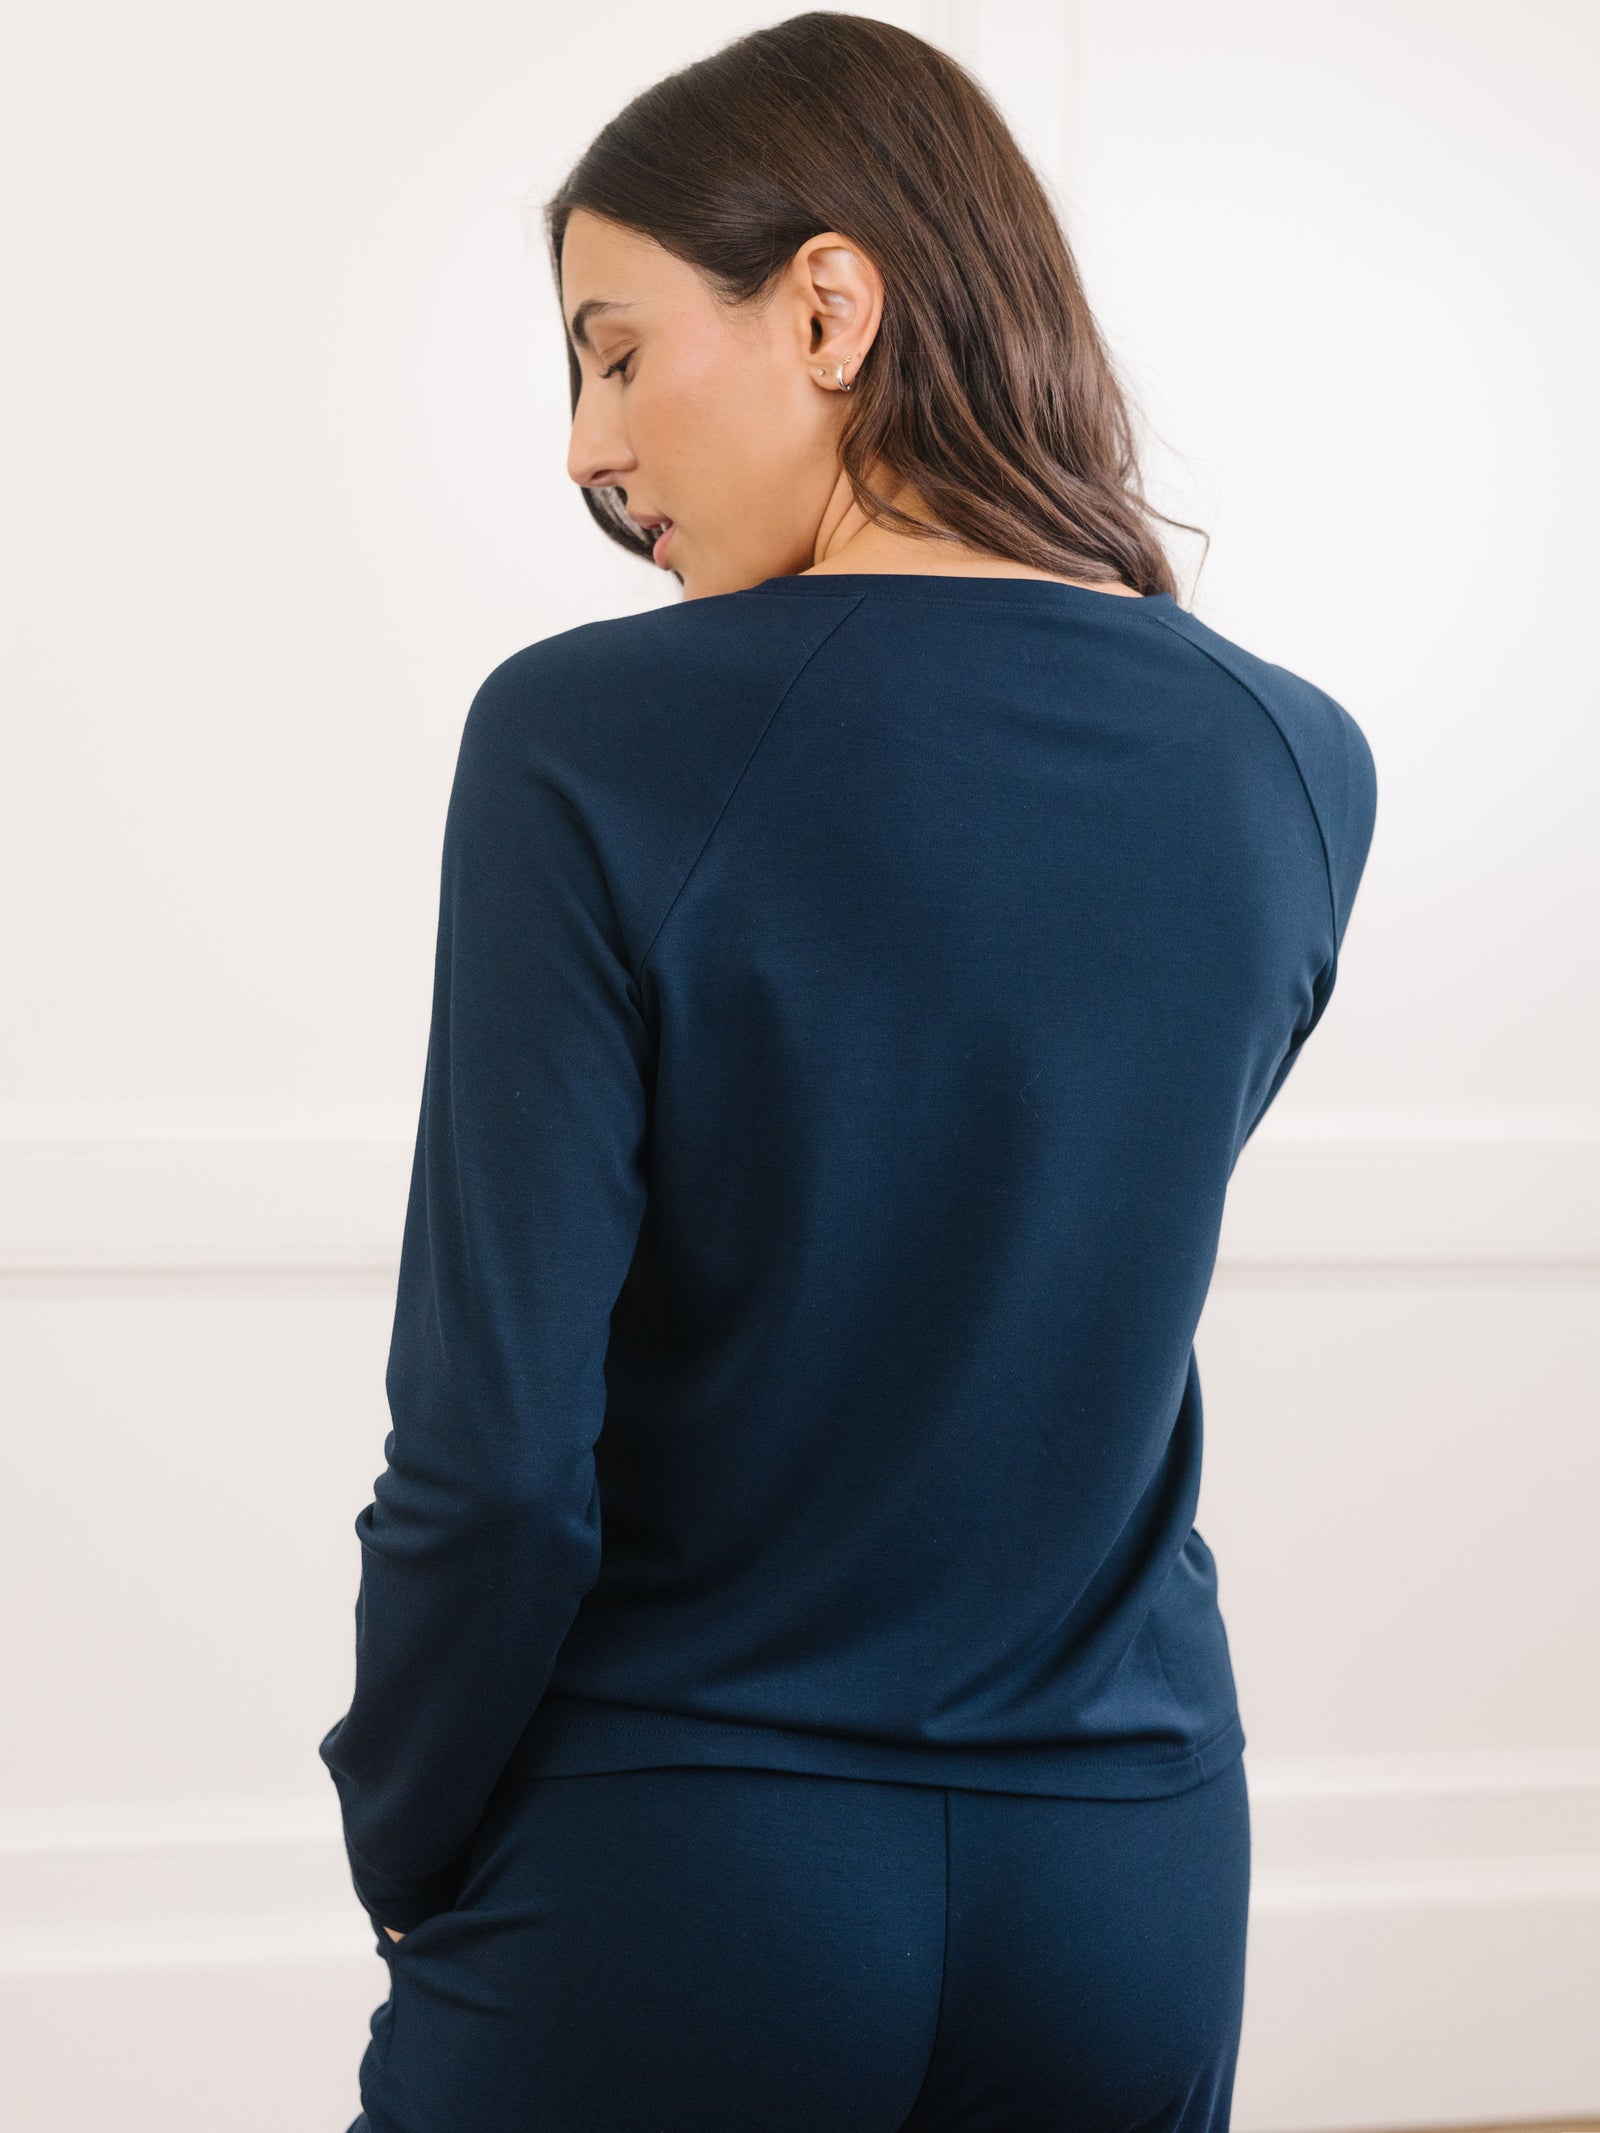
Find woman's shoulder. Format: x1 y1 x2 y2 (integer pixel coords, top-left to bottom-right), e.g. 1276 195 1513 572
462 588 866 781
449 591 866 935
1151 603 1375 780
1149 602 1379 927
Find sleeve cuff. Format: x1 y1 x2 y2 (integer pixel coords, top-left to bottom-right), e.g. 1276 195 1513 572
345 1842 468 1934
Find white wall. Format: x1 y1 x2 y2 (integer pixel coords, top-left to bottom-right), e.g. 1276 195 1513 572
2 3 1596 2127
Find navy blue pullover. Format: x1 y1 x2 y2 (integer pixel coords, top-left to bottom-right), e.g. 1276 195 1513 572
319 573 1378 1932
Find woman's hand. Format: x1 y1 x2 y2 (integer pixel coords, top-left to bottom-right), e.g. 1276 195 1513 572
382 1925 405 1942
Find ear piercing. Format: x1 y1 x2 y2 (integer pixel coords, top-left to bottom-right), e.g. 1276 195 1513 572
814 358 858 392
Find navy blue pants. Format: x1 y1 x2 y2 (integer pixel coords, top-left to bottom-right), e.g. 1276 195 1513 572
349 1753 1250 2132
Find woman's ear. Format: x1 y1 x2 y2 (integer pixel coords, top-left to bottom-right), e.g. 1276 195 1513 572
791 233 883 383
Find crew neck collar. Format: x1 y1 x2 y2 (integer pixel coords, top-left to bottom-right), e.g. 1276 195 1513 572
743 572 1177 615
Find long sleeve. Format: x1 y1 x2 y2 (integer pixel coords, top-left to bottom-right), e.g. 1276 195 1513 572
318 658 652 1932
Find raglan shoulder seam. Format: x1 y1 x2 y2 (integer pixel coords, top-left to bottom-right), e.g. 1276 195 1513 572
636 590 869 981
1146 605 1342 976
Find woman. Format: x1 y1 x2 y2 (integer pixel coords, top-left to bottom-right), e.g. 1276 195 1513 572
320 14 1377 2131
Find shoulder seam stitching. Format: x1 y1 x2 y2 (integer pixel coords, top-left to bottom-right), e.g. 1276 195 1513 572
635 592 869 982
1147 606 1342 982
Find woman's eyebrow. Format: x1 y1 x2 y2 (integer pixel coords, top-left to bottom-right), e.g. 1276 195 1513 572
568 298 637 351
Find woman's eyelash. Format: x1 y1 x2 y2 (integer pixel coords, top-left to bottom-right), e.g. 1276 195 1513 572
600 350 636 381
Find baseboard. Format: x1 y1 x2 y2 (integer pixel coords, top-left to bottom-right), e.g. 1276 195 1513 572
0 1106 1596 1274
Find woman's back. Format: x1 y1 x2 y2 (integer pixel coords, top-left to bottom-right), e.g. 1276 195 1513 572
320 19 1387 2122
324 570 1378 1926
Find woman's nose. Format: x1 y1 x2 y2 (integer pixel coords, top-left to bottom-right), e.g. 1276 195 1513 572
567 401 636 492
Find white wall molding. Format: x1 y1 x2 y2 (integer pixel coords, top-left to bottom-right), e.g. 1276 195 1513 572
2 1764 1596 2121
1221 1113 1600 1273
1 1109 1596 1276
1 1748 1595 1960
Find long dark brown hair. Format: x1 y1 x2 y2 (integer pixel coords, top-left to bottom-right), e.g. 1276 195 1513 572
542 11 1203 596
